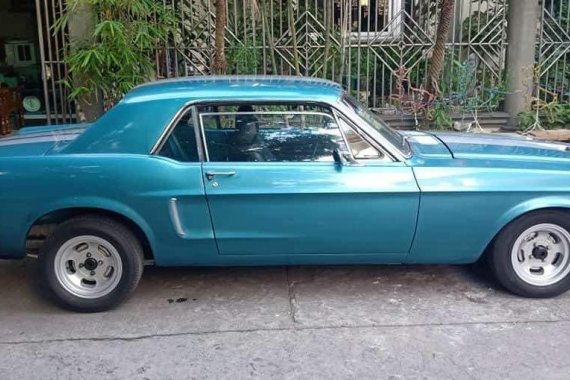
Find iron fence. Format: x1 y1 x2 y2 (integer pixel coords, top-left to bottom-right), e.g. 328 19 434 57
537 0 570 103
158 0 509 110
34 0 570 123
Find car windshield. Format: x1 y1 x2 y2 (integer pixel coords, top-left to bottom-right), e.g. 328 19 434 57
342 95 411 157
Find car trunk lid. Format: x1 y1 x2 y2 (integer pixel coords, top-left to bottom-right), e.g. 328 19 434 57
0 124 89 157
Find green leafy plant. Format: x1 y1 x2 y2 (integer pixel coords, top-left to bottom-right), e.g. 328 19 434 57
427 103 453 130
55 0 176 108
227 44 260 74
225 2 263 75
518 103 570 130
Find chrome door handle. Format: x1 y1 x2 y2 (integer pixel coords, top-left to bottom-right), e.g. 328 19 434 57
205 171 236 181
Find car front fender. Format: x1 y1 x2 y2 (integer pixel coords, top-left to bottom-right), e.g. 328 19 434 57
490 196 570 243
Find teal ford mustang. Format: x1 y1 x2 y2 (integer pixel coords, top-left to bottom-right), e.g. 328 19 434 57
2 76 570 312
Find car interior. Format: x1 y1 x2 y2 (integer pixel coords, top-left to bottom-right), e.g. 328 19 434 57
159 103 383 163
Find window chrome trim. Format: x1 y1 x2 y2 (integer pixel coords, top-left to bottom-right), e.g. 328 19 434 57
333 101 409 161
191 105 206 162
333 111 394 163
199 111 334 118
150 104 192 155
332 111 359 162
199 108 344 164
150 99 331 156
151 98 409 163
151 104 204 162
198 113 210 162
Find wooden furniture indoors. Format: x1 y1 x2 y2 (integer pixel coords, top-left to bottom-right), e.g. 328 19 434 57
0 86 24 135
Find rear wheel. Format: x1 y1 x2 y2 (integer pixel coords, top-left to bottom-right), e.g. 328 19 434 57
38 216 144 312
490 210 570 298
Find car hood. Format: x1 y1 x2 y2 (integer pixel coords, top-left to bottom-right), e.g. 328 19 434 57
429 131 570 162
0 124 89 157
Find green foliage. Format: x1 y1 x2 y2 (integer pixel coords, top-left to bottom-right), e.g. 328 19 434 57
427 103 453 130
227 44 260 75
348 49 374 80
518 110 537 130
518 104 570 130
56 0 176 106
224 1 265 75
438 54 465 96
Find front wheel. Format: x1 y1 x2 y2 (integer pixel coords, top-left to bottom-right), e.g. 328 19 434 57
490 210 570 298
38 216 144 312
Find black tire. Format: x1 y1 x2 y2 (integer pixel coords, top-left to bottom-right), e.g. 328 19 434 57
489 210 570 298
38 215 144 312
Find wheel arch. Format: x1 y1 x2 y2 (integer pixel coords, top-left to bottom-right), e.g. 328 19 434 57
479 197 570 261
26 204 156 262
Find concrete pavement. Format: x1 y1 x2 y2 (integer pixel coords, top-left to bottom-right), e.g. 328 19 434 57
1 259 569 379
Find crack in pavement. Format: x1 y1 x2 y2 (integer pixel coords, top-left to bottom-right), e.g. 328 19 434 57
2 317 570 347
285 266 299 324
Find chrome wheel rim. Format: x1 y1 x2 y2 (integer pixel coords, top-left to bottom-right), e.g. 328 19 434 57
54 235 123 299
511 223 570 287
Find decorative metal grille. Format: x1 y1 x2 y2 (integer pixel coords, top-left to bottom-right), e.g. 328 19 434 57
33 0 570 124
159 0 509 109
537 0 570 103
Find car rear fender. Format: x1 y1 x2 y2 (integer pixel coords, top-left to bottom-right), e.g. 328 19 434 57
23 196 156 257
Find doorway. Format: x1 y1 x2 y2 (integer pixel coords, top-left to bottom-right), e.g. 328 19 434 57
0 0 73 128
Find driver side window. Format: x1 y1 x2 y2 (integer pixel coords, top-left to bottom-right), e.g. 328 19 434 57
200 103 350 163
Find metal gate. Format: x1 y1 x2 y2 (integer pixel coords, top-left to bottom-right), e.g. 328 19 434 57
537 0 570 103
35 0 74 124
158 0 509 109
34 0 569 123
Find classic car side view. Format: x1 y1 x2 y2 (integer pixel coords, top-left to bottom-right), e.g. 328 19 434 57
2 76 570 312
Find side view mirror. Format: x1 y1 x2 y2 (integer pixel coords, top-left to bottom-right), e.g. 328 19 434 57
333 148 361 166
332 148 344 165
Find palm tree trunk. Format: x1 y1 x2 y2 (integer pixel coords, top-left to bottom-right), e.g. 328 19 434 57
426 0 454 94
213 0 227 74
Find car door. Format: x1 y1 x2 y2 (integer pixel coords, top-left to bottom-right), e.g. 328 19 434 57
199 102 419 257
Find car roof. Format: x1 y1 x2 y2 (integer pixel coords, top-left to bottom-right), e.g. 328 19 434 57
123 75 345 104
63 76 346 155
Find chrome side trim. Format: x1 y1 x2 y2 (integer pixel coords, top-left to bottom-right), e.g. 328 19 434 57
168 198 186 238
